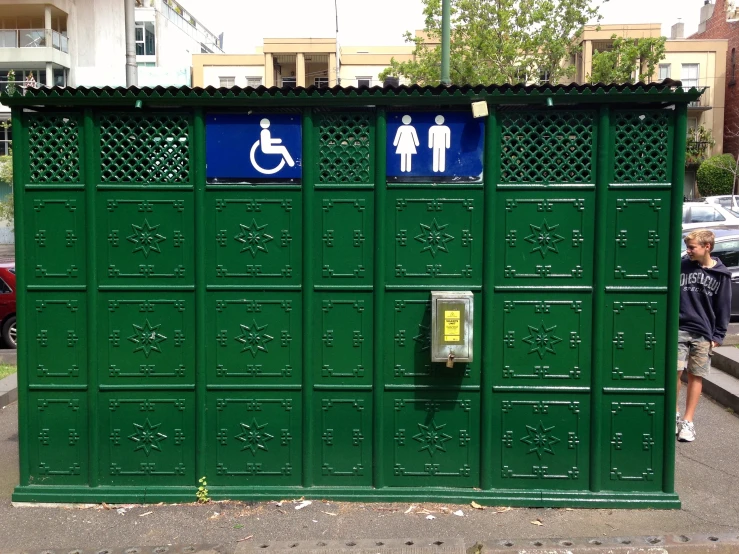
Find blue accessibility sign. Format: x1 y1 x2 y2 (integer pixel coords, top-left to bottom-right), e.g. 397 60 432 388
387 112 483 182
206 113 302 183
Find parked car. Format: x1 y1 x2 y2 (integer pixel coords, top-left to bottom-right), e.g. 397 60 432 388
683 203 739 229
0 263 15 348
682 225 739 317
704 195 739 211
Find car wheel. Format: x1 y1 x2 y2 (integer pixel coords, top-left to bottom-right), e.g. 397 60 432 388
3 315 16 349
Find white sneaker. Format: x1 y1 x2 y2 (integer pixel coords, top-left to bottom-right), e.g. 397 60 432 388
678 420 696 442
676 412 681 435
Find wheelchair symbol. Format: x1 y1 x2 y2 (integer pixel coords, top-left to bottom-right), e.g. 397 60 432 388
249 118 296 175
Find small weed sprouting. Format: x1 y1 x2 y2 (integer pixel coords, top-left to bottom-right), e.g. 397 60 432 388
196 476 210 503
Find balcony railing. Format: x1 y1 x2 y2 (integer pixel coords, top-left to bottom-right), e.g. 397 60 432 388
0 29 68 53
688 86 710 108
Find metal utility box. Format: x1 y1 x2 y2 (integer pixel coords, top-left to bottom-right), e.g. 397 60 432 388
431 291 473 363
4 81 699 508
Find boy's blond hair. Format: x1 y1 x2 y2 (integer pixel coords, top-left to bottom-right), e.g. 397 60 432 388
684 229 715 250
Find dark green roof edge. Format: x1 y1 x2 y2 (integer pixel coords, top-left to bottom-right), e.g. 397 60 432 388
0 79 704 107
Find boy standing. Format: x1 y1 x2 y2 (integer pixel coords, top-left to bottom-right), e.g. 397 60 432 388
677 229 732 442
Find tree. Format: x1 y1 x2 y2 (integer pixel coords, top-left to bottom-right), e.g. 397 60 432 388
379 0 602 86
588 34 666 84
0 154 13 230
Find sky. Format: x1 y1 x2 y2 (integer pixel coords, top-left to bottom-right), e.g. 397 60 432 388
182 0 707 54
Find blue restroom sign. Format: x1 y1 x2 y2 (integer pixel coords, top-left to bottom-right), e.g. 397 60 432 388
206 113 302 183
386 112 483 182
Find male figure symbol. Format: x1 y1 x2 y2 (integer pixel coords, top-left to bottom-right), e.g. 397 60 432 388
428 115 451 172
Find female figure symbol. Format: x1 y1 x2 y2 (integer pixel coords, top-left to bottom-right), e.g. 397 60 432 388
393 115 420 172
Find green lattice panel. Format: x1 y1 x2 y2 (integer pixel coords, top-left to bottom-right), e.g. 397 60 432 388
316 112 373 184
496 194 595 285
206 292 301 385
603 294 666 387
27 392 88 485
99 113 191 184
207 392 301 486
100 392 194 486
27 113 81 184
500 111 594 185
316 192 373 282
605 192 671 287
206 192 301 283
602 395 664 491
384 392 479 487
385 292 480 386
27 293 86 386
98 192 194 285
25 192 86 285
388 191 483 285
315 292 372 386
493 293 591 386
492 394 589 490
613 111 671 184
99 293 195 386
314 392 372 486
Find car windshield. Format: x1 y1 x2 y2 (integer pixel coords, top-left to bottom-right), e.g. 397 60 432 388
8 268 14 274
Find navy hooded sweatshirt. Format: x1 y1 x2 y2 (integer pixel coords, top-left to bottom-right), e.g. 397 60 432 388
679 257 732 344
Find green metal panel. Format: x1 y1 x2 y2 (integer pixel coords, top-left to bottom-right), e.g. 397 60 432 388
10 85 691 507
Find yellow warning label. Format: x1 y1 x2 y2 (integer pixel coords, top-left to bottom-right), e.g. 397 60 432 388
444 310 460 342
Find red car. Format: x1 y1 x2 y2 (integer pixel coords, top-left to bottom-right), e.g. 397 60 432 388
0 263 16 348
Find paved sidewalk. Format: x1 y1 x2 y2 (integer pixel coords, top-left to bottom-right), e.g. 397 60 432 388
1 387 738 553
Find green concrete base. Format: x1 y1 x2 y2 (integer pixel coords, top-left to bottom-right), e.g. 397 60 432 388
12 485 681 509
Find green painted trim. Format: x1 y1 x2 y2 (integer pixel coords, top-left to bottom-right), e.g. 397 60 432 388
10 484 680 509
373 107 386 490
28 385 89 391
12 106 29 487
27 286 88 291
492 386 591 392
385 384 481 391
313 285 374 290
603 388 666 394
590 105 610 493
24 184 86 190
481 106 498 491
496 184 596 190
97 285 196 291
605 286 668 292
205 285 302 291
98 385 196 391
302 108 315 487
385 285 483 291
95 185 193 191
313 385 374 391
664 103 688 495
193 108 207 482
83 108 99 488
206 385 302 391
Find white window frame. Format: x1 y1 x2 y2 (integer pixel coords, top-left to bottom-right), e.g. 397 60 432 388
659 64 671 80
219 76 235 88
356 76 372 87
314 77 329 87
681 63 699 88
245 76 262 87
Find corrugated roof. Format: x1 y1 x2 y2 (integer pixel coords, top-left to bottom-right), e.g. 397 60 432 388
0 79 703 107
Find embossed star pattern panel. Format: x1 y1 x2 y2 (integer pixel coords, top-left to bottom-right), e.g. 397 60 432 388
494 294 591 385
207 292 301 385
314 392 372 486
27 293 86 386
100 392 194 485
316 192 373 281
497 194 594 285
207 192 301 283
387 192 483 285
385 392 479 487
28 392 87 485
492 394 589 490
605 193 671 286
385 292 480 386
98 192 194 285
603 395 664 491
25 192 86 285
315 293 372 385
207 392 301 485
100 294 194 385
603 294 666 386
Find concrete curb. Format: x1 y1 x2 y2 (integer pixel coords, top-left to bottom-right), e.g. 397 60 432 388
0 371 16 409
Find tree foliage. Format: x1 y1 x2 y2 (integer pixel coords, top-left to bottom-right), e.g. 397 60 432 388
379 0 602 86
0 152 13 229
588 35 666 84
697 154 736 197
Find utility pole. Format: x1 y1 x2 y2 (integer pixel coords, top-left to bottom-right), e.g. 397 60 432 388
124 0 138 86
440 0 450 85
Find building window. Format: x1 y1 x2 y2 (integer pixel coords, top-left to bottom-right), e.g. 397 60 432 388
539 70 550 84
219 76 235 88
659 64 671 80
314 77 329 88
246 77 262 87
357 76 372 87
681 63 699 88
282 77 296 89
135 22 156 56
137 62 156 68
0 124 11 156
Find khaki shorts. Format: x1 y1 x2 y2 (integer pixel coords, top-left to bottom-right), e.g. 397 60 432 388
677 330 712 377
